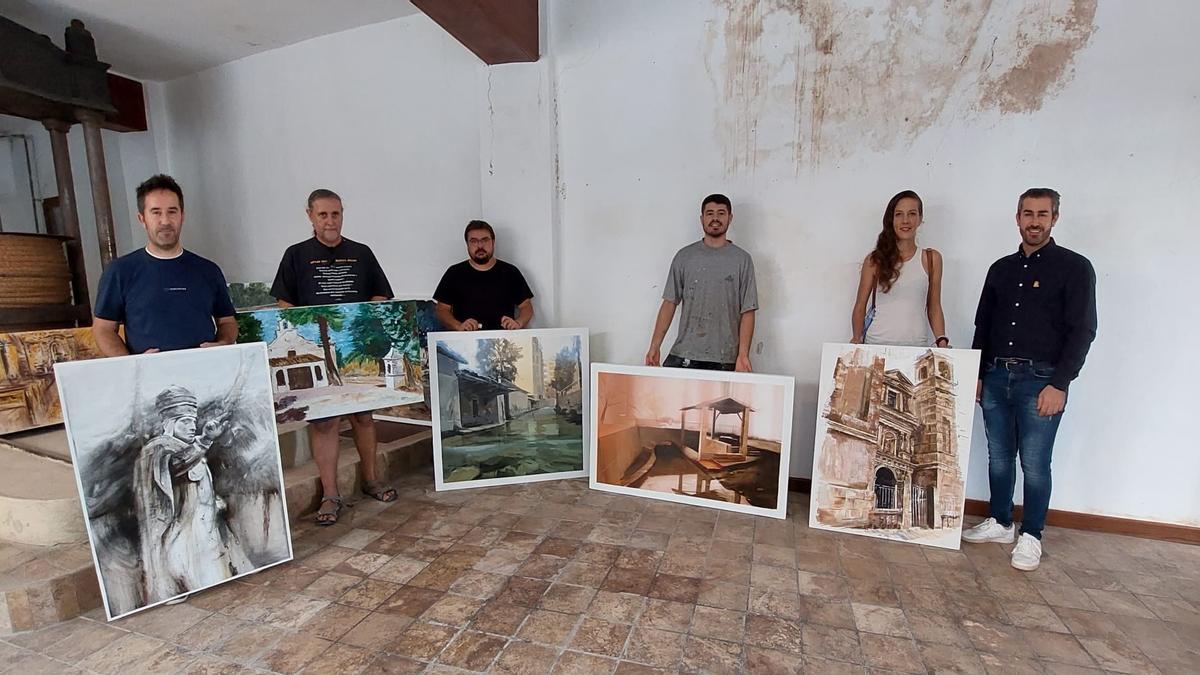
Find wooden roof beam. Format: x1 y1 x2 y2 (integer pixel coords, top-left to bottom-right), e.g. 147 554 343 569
411 0 539 65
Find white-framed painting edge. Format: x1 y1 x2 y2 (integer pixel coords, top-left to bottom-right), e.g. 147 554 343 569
587 362 795 520
429 327 591 492
372 414 434 427
806 342 981 551
55 343 295 621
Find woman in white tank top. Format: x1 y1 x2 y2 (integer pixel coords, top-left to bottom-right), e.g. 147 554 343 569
850 190 950 348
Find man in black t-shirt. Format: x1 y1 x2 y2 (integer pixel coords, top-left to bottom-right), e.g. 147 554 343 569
270 189 396 526
433 220 534 331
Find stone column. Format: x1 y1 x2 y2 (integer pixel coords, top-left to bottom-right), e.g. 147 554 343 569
41 119 91 311
75 111 117 269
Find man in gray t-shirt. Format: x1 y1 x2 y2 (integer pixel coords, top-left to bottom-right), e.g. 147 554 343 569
645 193 759 371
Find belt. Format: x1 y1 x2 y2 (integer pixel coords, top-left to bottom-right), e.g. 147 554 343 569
992 357 1052 372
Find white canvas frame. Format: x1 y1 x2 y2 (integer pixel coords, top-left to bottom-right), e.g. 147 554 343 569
430 327 590 490
56 343 293 620
808 343 981 550
589 362 795 519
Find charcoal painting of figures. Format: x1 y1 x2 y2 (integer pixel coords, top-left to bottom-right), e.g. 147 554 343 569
55 344 291 619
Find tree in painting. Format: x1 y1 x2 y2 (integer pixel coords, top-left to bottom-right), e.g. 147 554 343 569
280 307 345 386
376 302 422 385
227 282 275 310
552 345 578 394
235 313 264 344
477 338 522 383
345 303 390 372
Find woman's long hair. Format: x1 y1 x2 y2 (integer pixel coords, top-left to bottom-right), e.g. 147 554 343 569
869 190 923 293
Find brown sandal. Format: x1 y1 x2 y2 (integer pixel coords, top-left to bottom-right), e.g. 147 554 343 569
361 480 397 503
316 496 344 526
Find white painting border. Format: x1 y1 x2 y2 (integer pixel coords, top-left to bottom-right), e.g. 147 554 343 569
589 362 795 520
430 327 590 491
807 342 981 550
56 343 294 621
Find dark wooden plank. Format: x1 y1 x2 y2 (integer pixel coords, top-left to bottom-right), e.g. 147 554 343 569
411 0 539 65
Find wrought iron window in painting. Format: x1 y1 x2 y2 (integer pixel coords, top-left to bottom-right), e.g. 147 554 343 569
874 466 898 509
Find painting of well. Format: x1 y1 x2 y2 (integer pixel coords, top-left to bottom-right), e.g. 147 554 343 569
591 365 793 519
236 300 424 422
809 343 981 549
430 328 588 489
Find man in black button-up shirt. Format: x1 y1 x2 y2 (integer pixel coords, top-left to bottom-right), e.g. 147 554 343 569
962 188 1097 572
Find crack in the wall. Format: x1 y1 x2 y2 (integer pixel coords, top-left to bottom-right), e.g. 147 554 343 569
711 0 1098 172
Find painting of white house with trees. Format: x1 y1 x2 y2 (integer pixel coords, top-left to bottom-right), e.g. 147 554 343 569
429 328 589 490
236 300 424 422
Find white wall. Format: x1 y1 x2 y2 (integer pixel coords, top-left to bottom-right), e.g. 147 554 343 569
158 14 484 297
149 0 1198 526
539 0 1200 525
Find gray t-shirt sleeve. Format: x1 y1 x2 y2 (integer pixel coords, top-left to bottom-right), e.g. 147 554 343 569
740 253 759 313
663 251 685 303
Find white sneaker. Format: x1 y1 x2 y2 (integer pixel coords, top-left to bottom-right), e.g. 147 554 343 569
1010 533 1043 571
961 517 1015 544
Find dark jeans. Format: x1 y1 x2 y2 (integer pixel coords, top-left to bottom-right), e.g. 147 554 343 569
980 359 1065 540
662 354 735 371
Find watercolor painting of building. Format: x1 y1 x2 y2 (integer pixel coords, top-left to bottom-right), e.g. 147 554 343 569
809 344 981 549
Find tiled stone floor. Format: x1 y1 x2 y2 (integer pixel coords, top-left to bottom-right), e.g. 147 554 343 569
2 475 1199 674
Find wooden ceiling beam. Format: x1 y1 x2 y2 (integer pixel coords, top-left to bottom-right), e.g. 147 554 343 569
411 0 538 65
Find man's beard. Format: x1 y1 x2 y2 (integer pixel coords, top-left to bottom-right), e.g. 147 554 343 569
472 250 493 263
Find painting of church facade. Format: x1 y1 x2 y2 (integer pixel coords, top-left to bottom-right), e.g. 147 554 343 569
1 327 102 435
430 328 589 490
591 364 794 519
55 344 291 620
236 300 424 422
809 343 981 549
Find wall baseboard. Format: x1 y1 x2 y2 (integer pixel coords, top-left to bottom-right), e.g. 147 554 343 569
787 477 1199 546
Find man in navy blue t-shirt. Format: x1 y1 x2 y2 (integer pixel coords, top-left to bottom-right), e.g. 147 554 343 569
93 175 236 356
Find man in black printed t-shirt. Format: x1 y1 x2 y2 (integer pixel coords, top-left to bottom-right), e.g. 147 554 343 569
270 189 396 526
433 220 535 331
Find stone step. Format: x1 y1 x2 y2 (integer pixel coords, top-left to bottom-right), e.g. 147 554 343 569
0 539 98 635
0 444 85 546
283 421 433 518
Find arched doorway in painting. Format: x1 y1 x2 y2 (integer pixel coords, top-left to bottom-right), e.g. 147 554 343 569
874 467 898 509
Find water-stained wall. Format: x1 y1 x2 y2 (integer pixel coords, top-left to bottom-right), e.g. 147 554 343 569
547 0 1199 525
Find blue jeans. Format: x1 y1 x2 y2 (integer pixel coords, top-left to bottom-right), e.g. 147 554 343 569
980 360 1064 540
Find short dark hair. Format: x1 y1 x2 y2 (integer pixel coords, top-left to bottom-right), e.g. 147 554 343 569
136 174 184 213
307 189 342 210
464 220 495 241
701 193 732 212
1018 188 1060 216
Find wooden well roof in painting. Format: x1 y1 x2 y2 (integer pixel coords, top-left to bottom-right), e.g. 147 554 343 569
681 396 755 414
